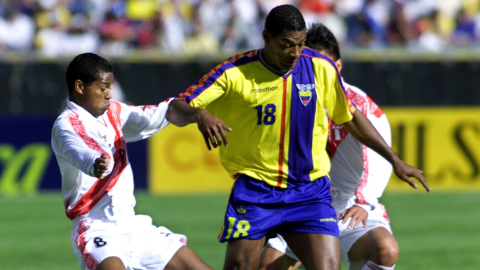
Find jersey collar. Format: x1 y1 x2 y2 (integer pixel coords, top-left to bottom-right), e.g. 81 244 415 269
259 49 295 78
66 98 106 121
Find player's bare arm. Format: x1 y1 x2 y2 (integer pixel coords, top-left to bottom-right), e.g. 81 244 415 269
343 110 431 192
339 205 368 229
166 100 231 150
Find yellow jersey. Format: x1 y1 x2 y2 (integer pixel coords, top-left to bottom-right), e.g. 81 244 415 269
177 48 355 188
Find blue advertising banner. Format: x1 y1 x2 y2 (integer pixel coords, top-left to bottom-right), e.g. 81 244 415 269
0 116 147 194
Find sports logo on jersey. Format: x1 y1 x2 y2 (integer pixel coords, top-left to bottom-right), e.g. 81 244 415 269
236 207 247 218
319 218 336 222
102 135 112 148
296 84 314 106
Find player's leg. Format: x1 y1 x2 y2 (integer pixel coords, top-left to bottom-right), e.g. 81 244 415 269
124 216 212 270
277 176 340 270
97 257 127 270
218 175 286 270
282 232 341 270
72 220 130 270
258 235 302 270
165 246 213 270
223 237 266 270
258 246 302 270
348 227 398 269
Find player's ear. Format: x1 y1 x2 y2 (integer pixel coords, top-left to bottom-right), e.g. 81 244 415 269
74 79 85 95
335 59 343 73
263 30 270 43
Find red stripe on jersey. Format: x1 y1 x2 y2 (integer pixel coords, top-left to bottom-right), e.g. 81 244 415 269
366 95 384 118
68 113 111 160
276 79 288 187
76 221 99 270
327 119 348 159
347 87 369 117
176 50 258 101
341 87 371 204
139 104 158 111
355 144 369 204
379 203 390 222
66 101 127 220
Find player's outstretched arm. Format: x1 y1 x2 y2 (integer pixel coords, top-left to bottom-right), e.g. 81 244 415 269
166 100 232 150
343 110 431 192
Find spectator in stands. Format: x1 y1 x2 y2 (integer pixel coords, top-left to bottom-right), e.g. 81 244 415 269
98 10 135 56
157 1 186 53
415 10 447 52
2 0 480 55
452 9 476 46
184 9 219 55
0 5 35 52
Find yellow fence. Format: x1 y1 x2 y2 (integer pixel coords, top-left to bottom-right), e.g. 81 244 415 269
149 107 480 194
384 107 480 191
148 124 231 194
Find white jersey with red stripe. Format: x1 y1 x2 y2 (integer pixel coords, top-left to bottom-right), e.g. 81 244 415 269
267 81 394 270
327 80 392 214
51 98 171 221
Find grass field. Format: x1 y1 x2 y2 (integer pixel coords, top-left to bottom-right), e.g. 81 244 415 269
0 192 479 270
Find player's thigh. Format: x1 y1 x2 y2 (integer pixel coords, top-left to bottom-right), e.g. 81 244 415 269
258 246 302 270
265 235 300 262
218 176 283 244
165 246 212 270
72 233 128 270
348 226 398 263
128 224 187 270
282 233 340 270
97 257 127 270
224 237 266 270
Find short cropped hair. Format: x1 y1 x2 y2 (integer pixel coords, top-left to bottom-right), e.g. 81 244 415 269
265 5 306 37
306 23 341 61
66 53 113 95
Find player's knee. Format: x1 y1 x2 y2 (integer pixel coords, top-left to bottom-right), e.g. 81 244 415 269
257 262 268 270
257 256 272 270
226 261 254 270
377 239 399 266
227 252 262 270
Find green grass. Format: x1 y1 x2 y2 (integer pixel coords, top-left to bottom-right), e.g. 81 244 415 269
0 192 479 270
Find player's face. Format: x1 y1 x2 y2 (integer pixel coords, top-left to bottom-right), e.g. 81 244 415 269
263 29 307 71
80 72 113 117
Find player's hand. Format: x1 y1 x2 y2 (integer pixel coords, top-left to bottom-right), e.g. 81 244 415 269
93 153 109 178
194 109 232 150
339 205 368 229
392 158 431 192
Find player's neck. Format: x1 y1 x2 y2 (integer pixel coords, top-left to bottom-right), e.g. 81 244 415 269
260 49 291 75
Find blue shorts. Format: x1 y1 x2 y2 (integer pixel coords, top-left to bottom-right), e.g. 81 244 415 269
218 174 339 243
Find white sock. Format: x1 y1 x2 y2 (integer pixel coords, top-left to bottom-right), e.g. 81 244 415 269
361 261 395 270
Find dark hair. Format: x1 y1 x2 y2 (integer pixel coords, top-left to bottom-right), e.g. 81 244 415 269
66 53 113 95
265 5 306 37
306 23 341 61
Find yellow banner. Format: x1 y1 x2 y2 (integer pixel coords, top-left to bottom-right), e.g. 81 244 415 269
148 124 232 194
384 107 480 191
148 107 480 193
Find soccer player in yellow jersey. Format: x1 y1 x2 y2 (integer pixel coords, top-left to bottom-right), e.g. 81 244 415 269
166 5 430 270
259 23 404 270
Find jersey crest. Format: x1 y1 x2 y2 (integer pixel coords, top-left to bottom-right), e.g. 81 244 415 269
296 84 314 106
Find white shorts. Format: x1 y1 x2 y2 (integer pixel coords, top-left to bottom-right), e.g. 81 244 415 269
266 204 391 270
71 214 186 270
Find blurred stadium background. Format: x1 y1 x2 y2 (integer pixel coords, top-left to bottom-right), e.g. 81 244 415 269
1 0 480 269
